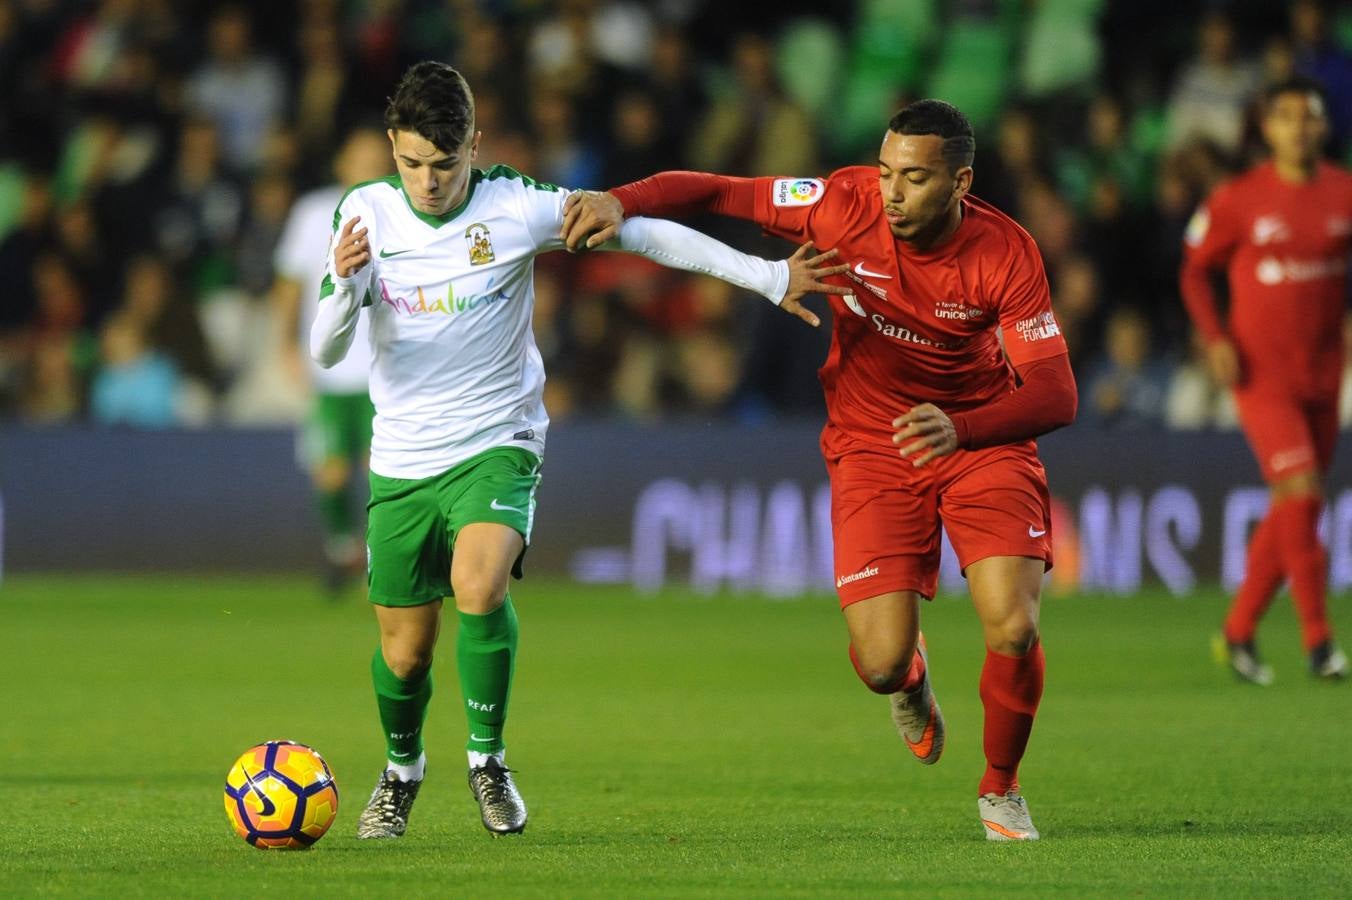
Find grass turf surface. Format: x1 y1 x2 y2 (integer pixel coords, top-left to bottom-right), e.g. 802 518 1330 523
1 575 1349 898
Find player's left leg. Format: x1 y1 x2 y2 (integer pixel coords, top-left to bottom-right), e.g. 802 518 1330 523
443 447 542 834
937 444 1051 840
968 555 1046 841
1271 400 1347 678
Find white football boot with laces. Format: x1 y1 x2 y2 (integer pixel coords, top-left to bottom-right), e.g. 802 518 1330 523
978 791 1040 841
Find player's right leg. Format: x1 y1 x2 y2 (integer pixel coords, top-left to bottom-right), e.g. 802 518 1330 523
843 591 945 764
829 449 946 764
357 472 453 839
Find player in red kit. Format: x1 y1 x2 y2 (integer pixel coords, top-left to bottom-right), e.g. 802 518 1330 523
1181 76 1351 684
562 100 1077 840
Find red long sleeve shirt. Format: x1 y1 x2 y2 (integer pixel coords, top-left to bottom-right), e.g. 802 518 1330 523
613 170 1077 454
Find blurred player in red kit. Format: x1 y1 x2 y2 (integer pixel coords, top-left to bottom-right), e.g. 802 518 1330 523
562 100 1077 840
1181 75 1351 684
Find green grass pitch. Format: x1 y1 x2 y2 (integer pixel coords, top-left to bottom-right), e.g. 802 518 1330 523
2 574 1349 898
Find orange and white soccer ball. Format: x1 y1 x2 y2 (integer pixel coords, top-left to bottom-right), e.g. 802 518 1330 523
223 740 339 849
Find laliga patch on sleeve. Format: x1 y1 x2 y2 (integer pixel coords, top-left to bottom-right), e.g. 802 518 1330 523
1184 207 1210 247
773 178 825 207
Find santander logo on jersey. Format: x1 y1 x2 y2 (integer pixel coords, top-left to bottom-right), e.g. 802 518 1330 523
1254 255 1347 285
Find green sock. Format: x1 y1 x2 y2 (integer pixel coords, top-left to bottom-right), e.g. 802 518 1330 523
316 487 351 537
371 648 432 766
456 595 518 755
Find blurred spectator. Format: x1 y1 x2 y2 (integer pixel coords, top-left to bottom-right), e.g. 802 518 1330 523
1084 308 1169 428
690 33 817 177
1050 253 1105 374
291 17 354 170
1165 12 1261 155
646 25 706 151
1166 333 1239 430
528 87 601 189
1290 0 1352 154
976 106 1045 216
118 254 215 392
151 117 245 294
90 311 180 429
183 4 287 172
234 168 294 297
1058 94 1152 213
603 88 680 187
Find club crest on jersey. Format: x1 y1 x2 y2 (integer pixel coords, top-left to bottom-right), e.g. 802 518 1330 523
773 178 824 207
465 222 495 265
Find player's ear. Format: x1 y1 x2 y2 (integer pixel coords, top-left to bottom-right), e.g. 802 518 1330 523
470 130 482 161
954 166 974 197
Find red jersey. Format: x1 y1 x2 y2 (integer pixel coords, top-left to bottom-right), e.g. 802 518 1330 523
1181 161 1352 401
747 167 1068 455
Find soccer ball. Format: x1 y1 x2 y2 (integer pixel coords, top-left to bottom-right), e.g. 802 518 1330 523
223 740 339 849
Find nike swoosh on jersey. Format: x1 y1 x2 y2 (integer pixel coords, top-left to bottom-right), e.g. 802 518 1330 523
490 498 524 513
853 261 893 279
1028 526 1047 538
379 247 413 258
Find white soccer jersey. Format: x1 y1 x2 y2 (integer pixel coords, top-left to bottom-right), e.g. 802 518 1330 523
312 167 789 479
274 185 372 393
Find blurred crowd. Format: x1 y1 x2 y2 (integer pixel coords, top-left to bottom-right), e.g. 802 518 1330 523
7 0 1352 430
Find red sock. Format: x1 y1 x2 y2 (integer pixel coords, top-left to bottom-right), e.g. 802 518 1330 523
1273 496 1332 651
978 641 1045 797
848 639 925 695
1223 509 1285 644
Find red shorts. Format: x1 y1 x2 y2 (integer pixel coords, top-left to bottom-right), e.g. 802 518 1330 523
827 442 1053 606
1233 389 1338 482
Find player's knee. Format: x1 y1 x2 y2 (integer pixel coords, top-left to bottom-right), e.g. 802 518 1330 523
451 572 506 615
987 618 1039 656
852 642 916 694
382 645 433 680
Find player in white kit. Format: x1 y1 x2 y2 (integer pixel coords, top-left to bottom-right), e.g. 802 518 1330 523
312 61 847 838
272 127 389 594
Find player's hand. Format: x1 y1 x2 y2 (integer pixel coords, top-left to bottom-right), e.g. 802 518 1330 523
892 403 958 467
779 242 851 327
1205 338 1240 387
561 190 625 250
334 216 370 278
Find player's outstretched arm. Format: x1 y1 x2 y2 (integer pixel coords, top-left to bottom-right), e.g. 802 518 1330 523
561 172 760 250
607 217 848 326
311 215 373 367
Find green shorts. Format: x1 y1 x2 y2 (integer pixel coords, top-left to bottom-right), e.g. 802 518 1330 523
366 447 543 607
299 392 375 469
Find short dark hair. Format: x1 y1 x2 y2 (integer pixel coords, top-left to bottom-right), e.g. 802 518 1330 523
1262 74 1328 115
888 99 975 173
384 61 475 152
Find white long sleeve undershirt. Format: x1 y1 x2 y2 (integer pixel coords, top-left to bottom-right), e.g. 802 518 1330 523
311 215 789 368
